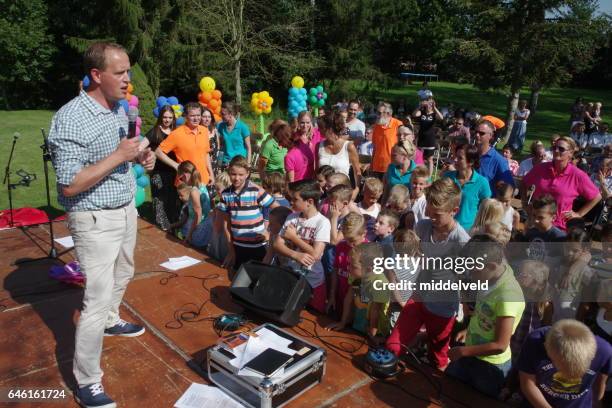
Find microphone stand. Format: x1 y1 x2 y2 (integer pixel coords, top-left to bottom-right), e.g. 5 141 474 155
2 134 19 228
17 128 70 265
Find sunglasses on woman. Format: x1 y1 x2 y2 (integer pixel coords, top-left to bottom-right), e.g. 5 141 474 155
552 145 569 153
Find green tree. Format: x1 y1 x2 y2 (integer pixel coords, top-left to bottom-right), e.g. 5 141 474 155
440 0 608 141
0 0 56 109
188 0 321 105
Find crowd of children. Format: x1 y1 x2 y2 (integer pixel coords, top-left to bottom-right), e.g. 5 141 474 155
158 110 611 406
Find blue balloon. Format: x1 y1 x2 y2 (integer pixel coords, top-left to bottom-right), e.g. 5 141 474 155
289 101 299 111
167 96 179 105
300 88 307 96
137 175 150 188
289 87 299 97
82 75 90 89
176 117 185 126
118 99 129 113
153 107 160 117
156 96 168 107
133 164 145 177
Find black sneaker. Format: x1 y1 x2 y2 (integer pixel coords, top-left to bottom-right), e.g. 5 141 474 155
75 383 116 408
104 319 145 337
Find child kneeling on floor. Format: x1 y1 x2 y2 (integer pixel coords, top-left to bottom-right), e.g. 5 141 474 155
446 235 525 399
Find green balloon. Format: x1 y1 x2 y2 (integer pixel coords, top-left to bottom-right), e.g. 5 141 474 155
322 92 328 100
316 85 324 93
309 95 318 104
309 88 317 96
135 186 146 207
317 99 325 107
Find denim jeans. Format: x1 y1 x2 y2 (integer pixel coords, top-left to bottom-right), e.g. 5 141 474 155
446 356 512 398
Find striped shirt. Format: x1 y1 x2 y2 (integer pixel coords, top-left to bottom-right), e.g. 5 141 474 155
218 180 274 247
48 90 135 212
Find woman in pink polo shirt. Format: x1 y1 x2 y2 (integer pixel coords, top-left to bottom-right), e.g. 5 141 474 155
284 111 322 182
522 136 601 230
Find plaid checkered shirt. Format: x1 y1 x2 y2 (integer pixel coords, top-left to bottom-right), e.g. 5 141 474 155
48 90 135 212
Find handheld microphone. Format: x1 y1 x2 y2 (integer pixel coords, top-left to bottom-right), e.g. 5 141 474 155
13 132 20 140
527 184 536 206
128 106 139 139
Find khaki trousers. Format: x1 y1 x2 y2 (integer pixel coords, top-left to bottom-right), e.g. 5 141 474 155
69 202 137 386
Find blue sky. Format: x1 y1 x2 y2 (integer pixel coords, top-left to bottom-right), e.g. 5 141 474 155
599 1 612 15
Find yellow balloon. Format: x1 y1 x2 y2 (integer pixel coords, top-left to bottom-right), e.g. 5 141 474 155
264 107 272 114
291 76 304 89
175 111 182 117
268 97 274 105
251 92 259 100
199 76 216 92
259 91 269 99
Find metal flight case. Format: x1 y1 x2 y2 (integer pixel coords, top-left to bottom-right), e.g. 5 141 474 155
206 323 326 408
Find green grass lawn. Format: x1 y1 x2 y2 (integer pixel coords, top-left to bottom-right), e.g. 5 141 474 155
376 81 612 151
0 110 61 216
1 81 610 214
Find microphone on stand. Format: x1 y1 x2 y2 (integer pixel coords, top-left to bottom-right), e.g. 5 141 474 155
128 106 139 139
526 184 536 206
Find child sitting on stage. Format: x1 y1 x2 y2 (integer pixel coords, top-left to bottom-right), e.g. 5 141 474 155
447 235 525 398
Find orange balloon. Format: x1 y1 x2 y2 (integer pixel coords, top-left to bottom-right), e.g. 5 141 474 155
214 105 221 114
126 92 132 101
127 83 134 93
198 92 206 103
202 91 212 103
214 113 221 122
212 89 222 100
208 99 219 109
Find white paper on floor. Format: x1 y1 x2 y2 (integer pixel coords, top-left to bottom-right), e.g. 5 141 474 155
54 236 74 248
160 255 201 271
174 383 243 408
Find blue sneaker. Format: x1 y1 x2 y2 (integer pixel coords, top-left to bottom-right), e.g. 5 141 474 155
104 319 145 337
75 383 116 408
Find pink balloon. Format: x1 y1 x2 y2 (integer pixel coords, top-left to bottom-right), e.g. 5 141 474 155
128 95 139 107
135 126 141 136
136 116 142 127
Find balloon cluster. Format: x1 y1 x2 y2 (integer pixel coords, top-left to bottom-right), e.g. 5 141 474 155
154 96 185 126
251 91 274 135
198 77 222 122
308 85 327 109
132 164 148 207
250 91 274 115
287 76 307 118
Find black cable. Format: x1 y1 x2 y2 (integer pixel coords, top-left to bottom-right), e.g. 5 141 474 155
387 341 472 408
293 316 368 360
157 270 222 330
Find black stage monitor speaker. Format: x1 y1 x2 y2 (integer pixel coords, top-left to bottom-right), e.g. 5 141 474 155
229 261 312 326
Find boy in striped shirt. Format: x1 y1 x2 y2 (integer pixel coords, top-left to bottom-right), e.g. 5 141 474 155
220 156 277 272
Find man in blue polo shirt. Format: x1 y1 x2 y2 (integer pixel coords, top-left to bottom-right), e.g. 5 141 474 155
475 120 515 191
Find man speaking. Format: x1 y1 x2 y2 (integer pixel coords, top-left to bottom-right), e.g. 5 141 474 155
48 42 155 408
